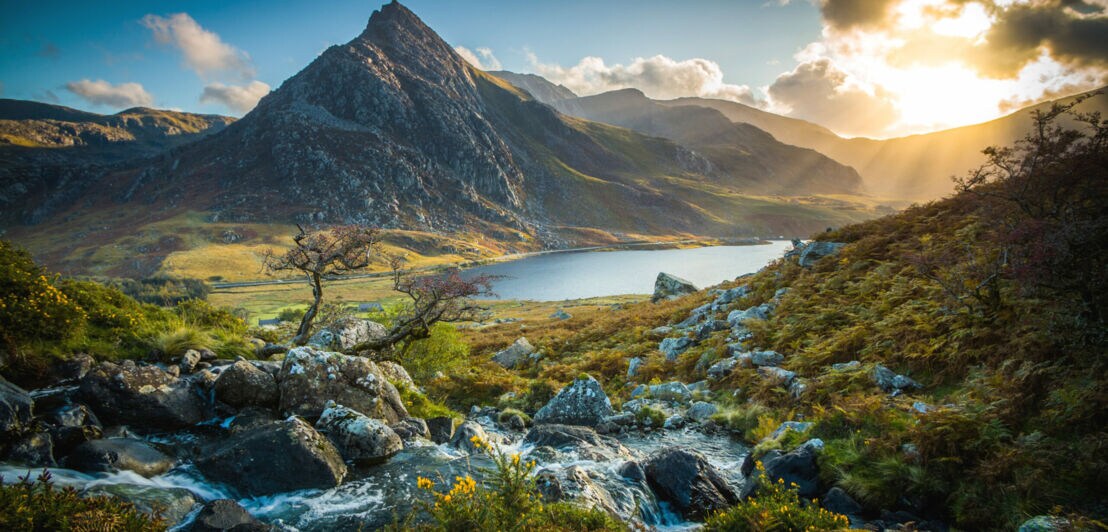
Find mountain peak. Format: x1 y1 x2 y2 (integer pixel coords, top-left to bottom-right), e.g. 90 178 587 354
359 1 436 45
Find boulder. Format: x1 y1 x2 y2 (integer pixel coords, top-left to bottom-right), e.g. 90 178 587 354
831 360 861 371
426 416 455 444
85 484 199 525
189 499 270 531
214 361 278 408
195 417 346 496
491 337 535 369
663 415 685 429
635 381 692 404
0 376 34 445
822 487 862 517
523 424 625 454
1018 516 1071 532
316 403 403 464
617 460 646 482
550 309 572 320
762 445 820 498
707 357 738 379
769 421 812 440
67 438 175 477
307 317 387 351
278 347 408 422
391 417 430 440
759 366 797 387
179 350 202 374
686 401 718 421
533 376 614 426
652 272 698 303
750 350 784 367
6 432 55 466
535 465 625 518
694 320 729 341
644 448 739 520
727 305 770 327
77 361 205 430
788 241 846 268
659 336 694 361
627 357 644 378
377 361 415 390
450 420 490 453
873 364 922 394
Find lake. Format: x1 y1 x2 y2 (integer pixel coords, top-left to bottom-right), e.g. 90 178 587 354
464 240 793 301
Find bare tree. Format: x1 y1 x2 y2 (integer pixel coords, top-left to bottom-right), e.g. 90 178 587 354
264 225 381 345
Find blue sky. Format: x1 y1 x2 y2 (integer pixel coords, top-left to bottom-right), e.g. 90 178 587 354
0 0 821 115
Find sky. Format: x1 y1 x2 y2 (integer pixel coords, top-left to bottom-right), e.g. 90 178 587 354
1 0 1105 139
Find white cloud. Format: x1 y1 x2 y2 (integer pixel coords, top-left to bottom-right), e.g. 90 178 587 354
765 58 900 137
527 53 758 105
454 46 502 71
65 79 154 108
200 81 270 114
142 13 253 79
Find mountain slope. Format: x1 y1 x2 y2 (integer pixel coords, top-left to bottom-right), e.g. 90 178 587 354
489 71 577 103
666 88 1108 199
547 88 862 195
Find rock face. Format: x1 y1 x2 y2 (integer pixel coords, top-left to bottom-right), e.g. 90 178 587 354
533 376 614 426
278 347 408 422
653 273 698 303
0 376 34 446
196 417 347 496
189 499 270 532
316 403 403 464
77 361 205 430
308 318 387 351
491 337 535 369
644 448 739 519
67 438 175 477
214 361 278 408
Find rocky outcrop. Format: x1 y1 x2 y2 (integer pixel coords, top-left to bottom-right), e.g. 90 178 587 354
308 318 387 352
533 376 614 426
77 361 205 430
67 438 176 477
215 361 278 408
196 417 347 496
316 403 403 464
644 448 739 519
278 347 407 422
189 499 270 532
491 337 535 369
652 273 698 303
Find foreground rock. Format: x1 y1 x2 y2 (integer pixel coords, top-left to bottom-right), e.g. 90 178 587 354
316 403 403 464
77 361 205 430
644 448 739 520
279 347 408 422
652 272 698 303
307 317 387 351
67 438 175 477
189 499 270 531
534 376 614 426
0 376 34 446
491 337 535 369
450 420 490 453
523 424 629 461
214 361 278 408
84 484 199 525
196 417 346 496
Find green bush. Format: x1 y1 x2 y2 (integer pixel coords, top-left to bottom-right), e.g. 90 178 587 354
0 470 164 531
396 323 470 382
704 461 849 531
395 382 459 420
0 240 86 354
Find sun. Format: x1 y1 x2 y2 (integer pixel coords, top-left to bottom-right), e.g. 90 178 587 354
885 64 1009 134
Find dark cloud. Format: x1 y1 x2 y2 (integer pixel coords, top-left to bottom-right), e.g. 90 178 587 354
971 0 1108 77
819 0 898 31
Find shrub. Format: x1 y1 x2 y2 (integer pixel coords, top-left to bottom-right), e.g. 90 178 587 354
0 240 86 354
704 461 849 531
0 470 164 531
395 382 459 420
397 323 470 382
635 405 667 428
410 436 621 531
147 325 212 361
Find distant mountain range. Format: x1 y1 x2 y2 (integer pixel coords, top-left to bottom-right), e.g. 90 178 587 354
492 72 1107 200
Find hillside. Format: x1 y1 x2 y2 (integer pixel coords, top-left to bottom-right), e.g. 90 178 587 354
1 2 886 280
666 88 1108 199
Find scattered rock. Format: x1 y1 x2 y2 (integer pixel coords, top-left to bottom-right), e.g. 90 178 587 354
762 445 820 498
0 376 34 445
85 484 199 526
317 403 403 464
491 337 535 369
646 381 692 404
426 416 455 444
788 378 807 399
1018 515 1071 532
686 401 718 421
215 361 278 409
550 309 572 320
6 432 55 466
652 272 698 303
707 357 738 379
694 319 729 340
649 326 673 338
278 347 408 422
450 420 490 453
822 487 862 517
67 438 175 477
627 357 644 378
659 336 694 361
644 448 739 520
831 360 861 371
189 499 270 531
727 305 770 328
533 376 614 426
750 350 784 367
663 415 685 429
617 460 646 482
307 317 387 351
758 366 797 387
391 417 430 440
195 417 347 496
77 361 205 430
535 465 624 518
873 364 922 394
787 240 846 267
180 350 202 374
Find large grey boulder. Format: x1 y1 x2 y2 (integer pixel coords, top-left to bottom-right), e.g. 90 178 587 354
77 361 205 430
750 350 784 367
450 420 491 453
491 337 535 369
189 499 270 531
0 376 34 446
727 304 771 327
645 381 692 404
377 361 415 389
659 336 694 361
535 465 626 518
67 438 175 477
196 417 346 496
644 448 739 520
652 272 698 303
316 403 403 464
791 241 846 267
308 317 387 351
278 347 408 422
215 361 278 408
533 376 614 426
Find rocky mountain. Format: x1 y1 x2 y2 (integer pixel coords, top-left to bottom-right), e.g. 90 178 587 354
546 88 862 195
664 88 1108 199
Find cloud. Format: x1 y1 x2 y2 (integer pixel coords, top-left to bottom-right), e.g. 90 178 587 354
142 13 253 79
65 79 153 108
969 0 1108 78
200 81 270 114
819 0 898 31
528 53 758 105
454 46 502 71
766 58 900 137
